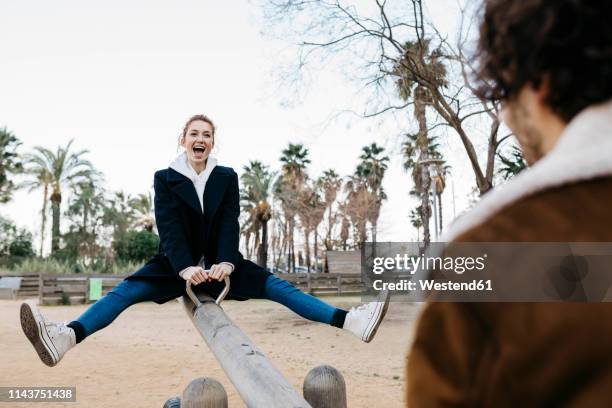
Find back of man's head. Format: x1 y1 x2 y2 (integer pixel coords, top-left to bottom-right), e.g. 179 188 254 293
476 0 612 123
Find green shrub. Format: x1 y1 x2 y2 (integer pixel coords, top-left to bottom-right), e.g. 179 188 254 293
60 292 71 305
0 215 34 258
113 230 159 263
8 231 34 257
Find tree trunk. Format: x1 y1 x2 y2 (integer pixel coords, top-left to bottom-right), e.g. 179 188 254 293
245 231 252 259
284 229 290 272
340 217 349 251
313 228 319 272
414 89 432 247
304 228 311 272
372 221 377 244
430 88 492 194
357 220 367 249
82 203 89 233
326 206 333 250
50 191 62 253
485 118 500 189
257 221 268 269
289 220 296 273
421 171 431 247
254 228 261 260
437 193 443 234
39 184 48 257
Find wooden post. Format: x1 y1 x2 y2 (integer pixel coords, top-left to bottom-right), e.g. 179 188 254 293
303 365 347 408
181 377 228 408
182 289 311 408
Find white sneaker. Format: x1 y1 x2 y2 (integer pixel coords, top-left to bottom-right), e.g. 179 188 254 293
343 290 390 342
20 301 76 367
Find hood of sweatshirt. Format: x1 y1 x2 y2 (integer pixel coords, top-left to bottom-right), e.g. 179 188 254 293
169 151 217 181
169 152 217 212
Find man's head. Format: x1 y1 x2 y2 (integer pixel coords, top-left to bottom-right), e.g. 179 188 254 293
476 0 612 164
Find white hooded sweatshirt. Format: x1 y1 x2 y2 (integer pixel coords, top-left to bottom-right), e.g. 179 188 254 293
169 152 217 213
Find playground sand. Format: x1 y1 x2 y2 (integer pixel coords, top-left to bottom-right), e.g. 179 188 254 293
0 297 421 407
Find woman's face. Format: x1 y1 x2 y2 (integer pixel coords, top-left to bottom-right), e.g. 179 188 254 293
181 120 214 169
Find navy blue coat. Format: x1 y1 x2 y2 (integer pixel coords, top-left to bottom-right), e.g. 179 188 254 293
125 165 271 302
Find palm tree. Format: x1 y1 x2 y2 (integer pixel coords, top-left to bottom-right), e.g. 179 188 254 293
395 39 447 246
275 143 310 272
103 191 135 260
357 143 389 244
279 143 311 182
297 182 326 271
317 169 342 251
23 140 98 253
66 181 106 234
498 145 527 180
409 206 424 242
240 161 274 268
404 133 450 239
240 219 255 259
21 164 52 256
64 181 107 263
0 128 23 204
130 192 155 232
344 174 372 247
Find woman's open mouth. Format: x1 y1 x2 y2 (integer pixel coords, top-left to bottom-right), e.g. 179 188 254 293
192 146 206 158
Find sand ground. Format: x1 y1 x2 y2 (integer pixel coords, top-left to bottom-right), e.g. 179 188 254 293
0 296 421 408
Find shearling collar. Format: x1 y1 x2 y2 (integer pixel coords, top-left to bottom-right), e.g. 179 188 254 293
444 99 612 242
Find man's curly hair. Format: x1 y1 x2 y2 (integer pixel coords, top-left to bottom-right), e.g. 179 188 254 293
475 0 612 122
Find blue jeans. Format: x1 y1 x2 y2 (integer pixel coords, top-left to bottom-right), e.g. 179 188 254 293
73 275 343 340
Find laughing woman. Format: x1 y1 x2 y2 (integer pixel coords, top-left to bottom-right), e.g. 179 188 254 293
20 114 389 367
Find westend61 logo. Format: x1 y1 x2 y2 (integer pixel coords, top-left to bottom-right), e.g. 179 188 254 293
362 242 612 302
371 253 487 275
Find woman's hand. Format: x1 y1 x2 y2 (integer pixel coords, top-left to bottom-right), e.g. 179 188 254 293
180 266 209 285
208 263 233 282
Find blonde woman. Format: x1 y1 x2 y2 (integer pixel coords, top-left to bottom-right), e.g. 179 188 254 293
21 114 389 367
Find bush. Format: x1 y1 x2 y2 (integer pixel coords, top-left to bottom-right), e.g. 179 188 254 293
0 216 34 257
114 230 159 263
9 230 35 257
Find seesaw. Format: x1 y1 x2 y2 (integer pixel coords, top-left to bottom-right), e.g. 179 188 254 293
163 277 347 408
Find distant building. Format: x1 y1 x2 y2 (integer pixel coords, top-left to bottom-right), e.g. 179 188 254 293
325 251 360 274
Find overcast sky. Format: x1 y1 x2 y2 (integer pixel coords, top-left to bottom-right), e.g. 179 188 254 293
1 0 480 251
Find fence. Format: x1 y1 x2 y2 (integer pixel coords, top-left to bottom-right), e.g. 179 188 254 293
37 274 125 305
282 273 365 296
1 272 365 305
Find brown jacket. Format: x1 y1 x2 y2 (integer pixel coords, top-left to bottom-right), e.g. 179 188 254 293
406 101 612 407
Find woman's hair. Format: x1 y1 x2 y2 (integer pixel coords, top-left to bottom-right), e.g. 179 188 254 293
475 0 612 122
179 114 216 144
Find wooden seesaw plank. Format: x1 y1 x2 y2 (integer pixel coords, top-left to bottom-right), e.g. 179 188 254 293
182 279 311 408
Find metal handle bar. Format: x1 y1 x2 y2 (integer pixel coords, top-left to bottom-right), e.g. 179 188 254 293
185 274 231 307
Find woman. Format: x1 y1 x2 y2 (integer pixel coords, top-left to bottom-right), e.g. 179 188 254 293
20 114 389 367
